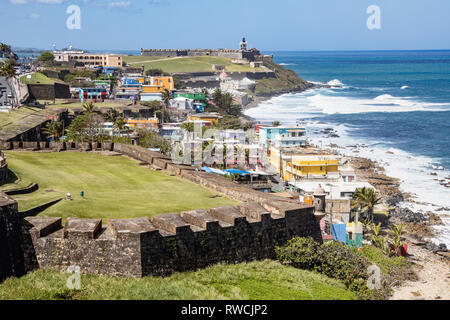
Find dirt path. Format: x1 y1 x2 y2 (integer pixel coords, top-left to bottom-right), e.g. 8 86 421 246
390 243 450 300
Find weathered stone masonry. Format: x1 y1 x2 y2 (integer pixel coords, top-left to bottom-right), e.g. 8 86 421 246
0 194 24 282
0 151 7 185
0 144 322 279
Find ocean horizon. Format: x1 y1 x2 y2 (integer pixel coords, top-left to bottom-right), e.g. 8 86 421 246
245 50 450 246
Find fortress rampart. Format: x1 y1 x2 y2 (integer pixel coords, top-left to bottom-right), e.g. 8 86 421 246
0 143 321 280
140 48 265 62
0 151 7 185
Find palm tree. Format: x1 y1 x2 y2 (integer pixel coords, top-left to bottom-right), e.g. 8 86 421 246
351 187 382 223
160 89 172 124
43 120 64 141
82 102 96 115
162 89 172 106
113 116 126 136
103 108 119 123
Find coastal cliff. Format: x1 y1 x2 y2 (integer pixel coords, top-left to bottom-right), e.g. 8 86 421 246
252 60 315 97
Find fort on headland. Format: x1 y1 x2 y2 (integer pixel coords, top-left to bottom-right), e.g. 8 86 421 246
0 143 322 281
141 38 273 63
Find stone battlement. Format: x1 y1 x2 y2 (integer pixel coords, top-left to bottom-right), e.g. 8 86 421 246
0 151 7 185
21 200 319 278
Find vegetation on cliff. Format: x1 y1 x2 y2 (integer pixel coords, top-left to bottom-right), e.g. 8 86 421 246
252 60 313 96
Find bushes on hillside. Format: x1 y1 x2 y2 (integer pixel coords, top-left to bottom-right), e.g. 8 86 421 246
276 237 369 287
275 237 391 299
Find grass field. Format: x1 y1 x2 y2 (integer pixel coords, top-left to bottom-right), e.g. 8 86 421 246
19 72 62 85
1 151 237 220
0 260 357 300
0 106 43 127
41 100 133 112
122 55 265 73
0 106 52 141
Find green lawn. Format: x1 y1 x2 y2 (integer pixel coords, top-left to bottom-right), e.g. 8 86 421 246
19 72 62 85
0 106 43 128
1 151 237 220
0 107 53 141
0 260 357 300
122 56 170 64
41 100 133 112
122 55 265 73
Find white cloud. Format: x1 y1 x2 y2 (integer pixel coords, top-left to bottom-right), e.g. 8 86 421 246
29 12 40 19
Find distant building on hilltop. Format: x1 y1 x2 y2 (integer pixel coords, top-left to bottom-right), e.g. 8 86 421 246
53 51 123 68
141 37 272 63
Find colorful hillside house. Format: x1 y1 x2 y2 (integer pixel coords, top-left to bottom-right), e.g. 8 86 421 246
345 221 363 248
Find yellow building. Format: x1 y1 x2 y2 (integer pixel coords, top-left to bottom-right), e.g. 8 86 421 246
142 76 174 93
187 113 222 125
125 118 159 130
269 145 340 182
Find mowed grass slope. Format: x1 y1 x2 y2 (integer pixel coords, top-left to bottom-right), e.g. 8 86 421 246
19 72 63 85
1 152 237 220
0 261 357 300
122 55 265 73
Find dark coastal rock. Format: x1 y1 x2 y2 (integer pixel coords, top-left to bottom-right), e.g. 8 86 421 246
427 212 444 226
425 242 448 253
386 193 404 207
392 208 427 223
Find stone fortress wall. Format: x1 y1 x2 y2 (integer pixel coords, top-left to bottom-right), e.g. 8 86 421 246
0 143 321 280
140 48 266 62
0 151 7 185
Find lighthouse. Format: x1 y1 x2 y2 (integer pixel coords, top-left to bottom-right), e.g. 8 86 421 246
240 37 248 51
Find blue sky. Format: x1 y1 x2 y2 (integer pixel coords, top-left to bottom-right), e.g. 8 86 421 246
1 0 450 51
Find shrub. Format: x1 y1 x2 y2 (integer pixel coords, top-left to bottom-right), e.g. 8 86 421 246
276 237 369 288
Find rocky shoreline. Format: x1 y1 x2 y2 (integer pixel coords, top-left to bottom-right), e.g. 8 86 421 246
244 81 325 111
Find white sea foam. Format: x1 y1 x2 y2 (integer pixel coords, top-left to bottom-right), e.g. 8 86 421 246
307 93 448 115
279 63 297 66
245 87 450 246
327 79 344 86
401 85 409 90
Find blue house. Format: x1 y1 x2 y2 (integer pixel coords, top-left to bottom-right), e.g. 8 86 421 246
259 126 307 149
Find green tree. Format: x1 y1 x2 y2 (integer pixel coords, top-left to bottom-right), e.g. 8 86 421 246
180 122 194 132
82 102 96 115
144 68 167 76
220 93 233 110
113 116 126 135
38 51 55 63
66 114 104 143
213 88 222 105
351 187 382 223
0 62 15 78
272 121 281 127
141 100 163 116
42 120 64 141
162 89 172 106
0 43 11 58
138 129 171 155
103 109 120 123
